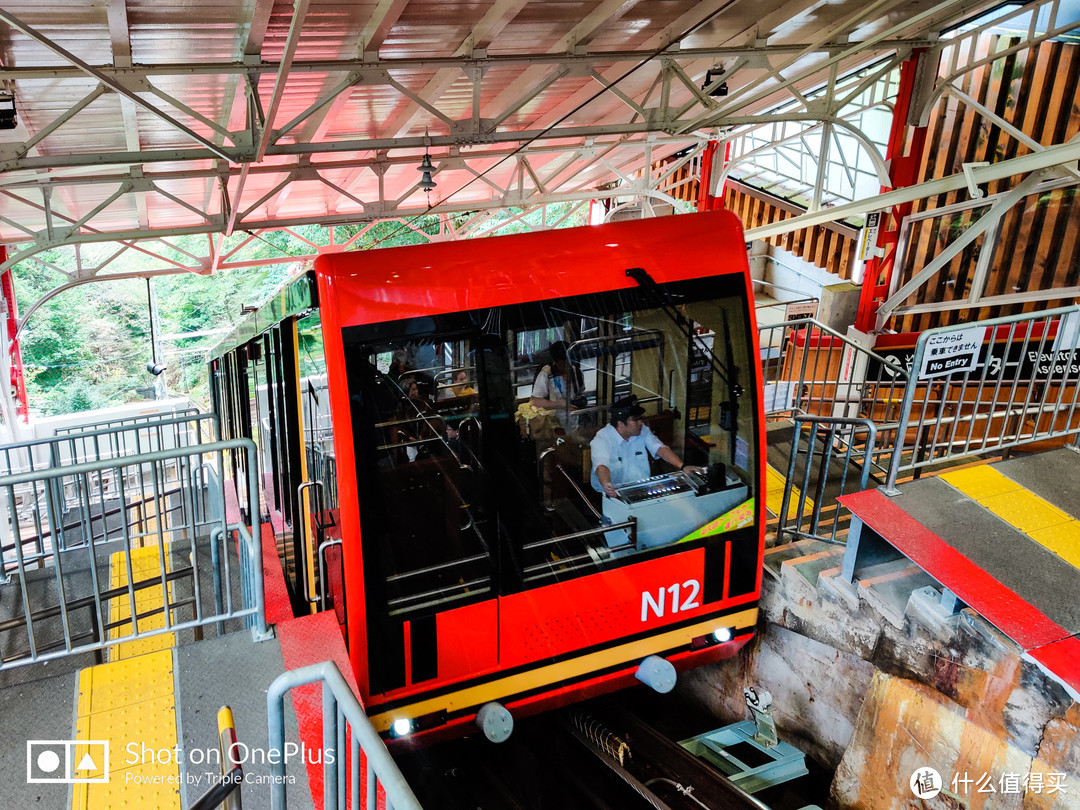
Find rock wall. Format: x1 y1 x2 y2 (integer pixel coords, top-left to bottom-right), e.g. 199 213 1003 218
680 549 1080 809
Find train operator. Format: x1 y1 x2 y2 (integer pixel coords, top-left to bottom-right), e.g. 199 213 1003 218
590 396 704 497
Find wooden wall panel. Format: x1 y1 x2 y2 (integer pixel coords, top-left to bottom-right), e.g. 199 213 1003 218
894 37 1080 333
721 182 860 280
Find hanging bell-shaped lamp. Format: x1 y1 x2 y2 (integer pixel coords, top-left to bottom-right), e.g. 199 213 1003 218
417 153 437 192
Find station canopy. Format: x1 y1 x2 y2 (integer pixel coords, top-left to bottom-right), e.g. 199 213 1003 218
0 0 1001 256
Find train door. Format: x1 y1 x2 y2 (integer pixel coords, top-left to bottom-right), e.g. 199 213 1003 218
262 328 289 583
228 344 256 519
296 312 340 622
257 323 308 610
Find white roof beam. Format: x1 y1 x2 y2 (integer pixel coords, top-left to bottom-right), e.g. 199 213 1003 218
745 134 1080 242
369 0 530 148
106 0 148 229
255 0 310 160
362 0 411 58
0 42 935 82
678 0 974 131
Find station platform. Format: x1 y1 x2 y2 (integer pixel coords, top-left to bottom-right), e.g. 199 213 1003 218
839 447 1080 700
2 518 353 810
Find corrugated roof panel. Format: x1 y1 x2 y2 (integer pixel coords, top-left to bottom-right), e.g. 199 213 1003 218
0 3 112 65
0 0 1005 244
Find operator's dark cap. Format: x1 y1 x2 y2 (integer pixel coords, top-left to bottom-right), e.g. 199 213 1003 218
611 395 645 421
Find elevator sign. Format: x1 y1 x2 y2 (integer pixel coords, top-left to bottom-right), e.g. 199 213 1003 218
859 211 883 260
918 326 988 379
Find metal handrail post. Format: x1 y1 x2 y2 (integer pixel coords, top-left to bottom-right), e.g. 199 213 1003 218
883 336 926 495
210 526 226 634
244 456 271 642
323 682 338 810
266 662 422 810
297 480 325 605
317 537 342 612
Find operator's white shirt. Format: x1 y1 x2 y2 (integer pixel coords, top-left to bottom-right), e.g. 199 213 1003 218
531 365 566 402
590 423 666 492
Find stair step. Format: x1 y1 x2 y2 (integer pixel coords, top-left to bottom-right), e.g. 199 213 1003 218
778 546 846 587
857 563 938 629
854 558 922 584
763 538 842 579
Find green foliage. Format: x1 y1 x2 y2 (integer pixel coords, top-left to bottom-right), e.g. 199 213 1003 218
15 242 295 415
13 207 589 416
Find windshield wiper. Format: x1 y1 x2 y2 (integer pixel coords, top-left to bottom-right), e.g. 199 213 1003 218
626 267 743 463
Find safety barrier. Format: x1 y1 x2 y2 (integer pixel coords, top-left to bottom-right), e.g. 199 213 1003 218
52 405 204 436
883 305 1080 491
267 661 422 810
777 416 878 546
758 317 908 426
2 411 219 472
1 413 221 571
766 308 1080 544
0 438 269 670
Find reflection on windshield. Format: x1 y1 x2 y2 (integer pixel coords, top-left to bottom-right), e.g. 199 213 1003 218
344 277 758 610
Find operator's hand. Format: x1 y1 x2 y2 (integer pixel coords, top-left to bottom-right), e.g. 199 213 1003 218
602 482 618 498
682 465 705 476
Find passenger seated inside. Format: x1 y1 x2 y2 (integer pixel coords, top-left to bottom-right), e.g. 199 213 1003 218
395 375 445 461
439 369 476 399
591 395 703 497
531 340 584 421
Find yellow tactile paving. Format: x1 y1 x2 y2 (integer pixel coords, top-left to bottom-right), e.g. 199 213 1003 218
107 544 175 660
71 545 182 810
943 465 1080 572
765 463 814 521
71 648 181 810
76 695 178 774
978 490 1073 534
76 655 175 716
940 466 1022 499
72 761 182 810
1030 523 1080 567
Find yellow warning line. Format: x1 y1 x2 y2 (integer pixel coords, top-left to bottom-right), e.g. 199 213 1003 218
107 545 175 660
71 545 181 810
765 464 814 521
941 466 1080 568
369 608 758 734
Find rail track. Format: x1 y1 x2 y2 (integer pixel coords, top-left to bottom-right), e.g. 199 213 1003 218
395 696 812 810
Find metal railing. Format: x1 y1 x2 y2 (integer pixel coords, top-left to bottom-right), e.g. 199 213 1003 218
1 414 222 572
778 416 878 545
52 405 203 436
884 306 1080 492
2 412 219 472
758 317 908 428
0 438 269 670
267 661 422 810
